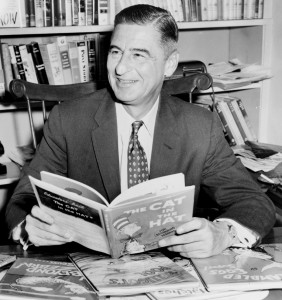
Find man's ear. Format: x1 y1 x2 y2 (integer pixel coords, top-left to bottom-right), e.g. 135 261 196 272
164 51 179 77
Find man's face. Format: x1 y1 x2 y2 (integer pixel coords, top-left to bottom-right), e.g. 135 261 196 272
107 23 170 109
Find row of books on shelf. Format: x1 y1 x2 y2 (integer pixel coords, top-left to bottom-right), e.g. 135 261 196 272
196 94 257 147
0 0 115 28
0 0 265 29
0 33 110 98
0 243 282 299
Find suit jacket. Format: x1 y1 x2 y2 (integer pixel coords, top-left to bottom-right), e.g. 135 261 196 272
5 88 276 238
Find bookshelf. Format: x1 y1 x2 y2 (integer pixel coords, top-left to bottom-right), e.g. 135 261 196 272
0 1 274 154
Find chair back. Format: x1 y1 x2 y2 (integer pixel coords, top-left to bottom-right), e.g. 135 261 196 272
9 61 213 150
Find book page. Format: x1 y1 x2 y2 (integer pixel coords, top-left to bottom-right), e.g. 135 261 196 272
41 171 109 206
111 173 185 206
29 176 110 255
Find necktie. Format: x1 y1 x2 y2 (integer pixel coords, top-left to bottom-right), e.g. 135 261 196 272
128 121 149 188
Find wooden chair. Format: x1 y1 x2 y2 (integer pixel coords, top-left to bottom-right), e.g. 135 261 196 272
9 65 213 150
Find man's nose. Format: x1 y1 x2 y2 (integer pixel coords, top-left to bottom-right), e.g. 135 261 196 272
115 54 133 74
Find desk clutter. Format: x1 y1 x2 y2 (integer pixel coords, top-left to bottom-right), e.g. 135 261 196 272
1 245 282 299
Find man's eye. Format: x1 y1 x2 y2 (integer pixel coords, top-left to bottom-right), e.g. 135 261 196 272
109 49 122 57
133 53 147 61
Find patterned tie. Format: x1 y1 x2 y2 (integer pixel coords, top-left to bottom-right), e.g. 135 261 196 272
128 121 149 188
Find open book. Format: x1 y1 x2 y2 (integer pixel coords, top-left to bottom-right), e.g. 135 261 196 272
191 243 282 292
29 172 195 258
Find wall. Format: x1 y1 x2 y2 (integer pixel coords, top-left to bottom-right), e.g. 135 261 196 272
267 1 282 145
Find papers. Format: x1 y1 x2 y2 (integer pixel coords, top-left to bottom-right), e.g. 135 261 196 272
207 59 272 90
234 148 282 172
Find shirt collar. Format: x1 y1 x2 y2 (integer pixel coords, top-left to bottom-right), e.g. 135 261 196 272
115 97 160 137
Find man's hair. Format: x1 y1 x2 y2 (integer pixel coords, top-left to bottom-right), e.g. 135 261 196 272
114 4 179 58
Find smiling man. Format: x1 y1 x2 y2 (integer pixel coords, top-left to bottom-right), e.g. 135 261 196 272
6 4 275 258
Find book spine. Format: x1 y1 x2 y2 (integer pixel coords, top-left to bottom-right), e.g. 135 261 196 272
29 41 49 84
68 41 81 83
35 0 44 27
230 98 255 142
214 101 236 146
8 45 21 80
200 0 209 21
19 44 39 84
13 44 26 81
78 0 86 25
55 0 66 26
29 0 36 26
226 100 248 142
108 0 115 25
236 98 257 141
56 37 73 84
76 40 89 82
218 100 245 145
43 0 52 26
24 0 31 26
72 0 79 25
258 0 264 18
65 0 72 25
0 43 13 92
39 43 65 85
87 37 97 82
98 0 109 25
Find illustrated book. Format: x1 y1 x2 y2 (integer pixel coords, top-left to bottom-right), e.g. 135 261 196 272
0 257 97 300
191 243 282 292
29 172 195 258
0 254 16 268
68 251 199 297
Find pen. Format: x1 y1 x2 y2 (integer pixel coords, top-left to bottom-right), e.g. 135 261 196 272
260 173 275 184
22 239 32 251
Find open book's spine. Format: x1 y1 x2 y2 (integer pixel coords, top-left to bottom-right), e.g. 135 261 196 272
102 210 117 258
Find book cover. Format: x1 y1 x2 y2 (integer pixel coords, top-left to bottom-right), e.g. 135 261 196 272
19 44 39 84
68 41 81 83
192 243 282 292
0 43 14 92
56 36 73 84
29 41 49 84
69 251 199 297
0 254 16 268
76 40 89 82
0 0 27 28
29 171 194 258
39 42 65 85
0 257 97 300
236 98 257 142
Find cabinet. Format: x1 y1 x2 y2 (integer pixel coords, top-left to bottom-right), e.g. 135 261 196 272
0 1 273 159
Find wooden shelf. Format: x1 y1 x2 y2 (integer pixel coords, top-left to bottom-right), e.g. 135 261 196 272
0 19 272 37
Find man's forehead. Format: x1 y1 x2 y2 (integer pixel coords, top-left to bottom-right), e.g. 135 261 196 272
111 23 161 48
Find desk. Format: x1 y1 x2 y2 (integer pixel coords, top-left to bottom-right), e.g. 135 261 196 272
0 229 282 299
0 162 20 186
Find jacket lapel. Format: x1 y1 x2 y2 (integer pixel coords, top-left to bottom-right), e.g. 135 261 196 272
150 92 181 179
91 93 121 201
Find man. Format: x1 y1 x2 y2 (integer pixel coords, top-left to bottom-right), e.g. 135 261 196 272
6 4 275 258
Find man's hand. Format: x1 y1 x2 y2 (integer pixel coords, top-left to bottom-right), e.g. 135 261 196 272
158 217 235 258
24 205 73 247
